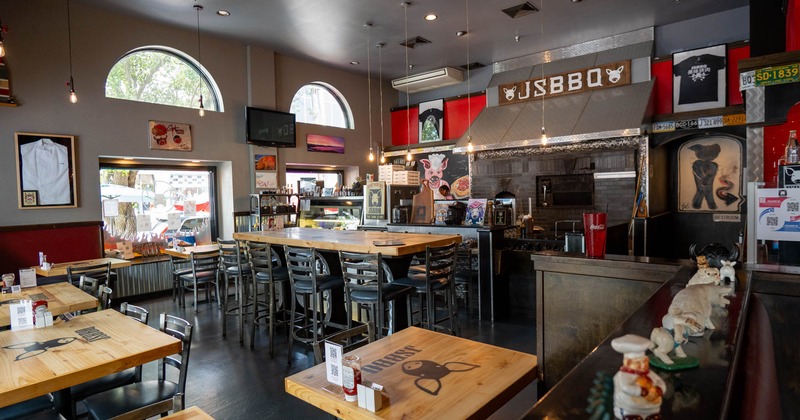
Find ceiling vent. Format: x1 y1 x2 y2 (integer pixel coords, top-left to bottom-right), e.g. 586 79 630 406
461 62 486 71
391 67 465 93
502 2 539 19
400 36 432 48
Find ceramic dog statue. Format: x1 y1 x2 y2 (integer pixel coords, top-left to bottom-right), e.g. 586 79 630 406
686 267 721 286
663 284 732 336
719 260 736 283
650 327 688 365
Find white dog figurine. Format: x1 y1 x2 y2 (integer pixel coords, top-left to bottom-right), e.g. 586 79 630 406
663 284 732 336
686 267 721 286
650 327 687 365
719 260 736 283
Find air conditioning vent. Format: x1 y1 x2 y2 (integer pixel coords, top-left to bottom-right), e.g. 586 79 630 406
391 67 465 93
400 36 432 49
502 2 539 19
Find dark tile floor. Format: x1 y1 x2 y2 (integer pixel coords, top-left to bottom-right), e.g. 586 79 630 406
118 292 537 419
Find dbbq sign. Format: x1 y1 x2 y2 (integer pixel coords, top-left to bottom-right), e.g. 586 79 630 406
498 60 631 105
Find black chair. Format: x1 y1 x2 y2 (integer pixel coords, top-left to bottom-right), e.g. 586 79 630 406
0 394 62 420
170 255 192 304
82 314 193 420
179 250 220 312
219 239 252 344
68 303 150 419
395 242 460 336
339 251 413 339
454 242 477 316
312 321 375 365
284 246 345 365
66 262 111 289
247 241 290 356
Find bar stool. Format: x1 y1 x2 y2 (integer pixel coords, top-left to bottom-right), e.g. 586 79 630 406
284 245 344 365
339 251 413 340
247 241 290 356
219 239 252 344
454 242 477 316
395 242 460 336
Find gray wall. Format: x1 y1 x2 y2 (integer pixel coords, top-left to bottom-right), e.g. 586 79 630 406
0 1 392 237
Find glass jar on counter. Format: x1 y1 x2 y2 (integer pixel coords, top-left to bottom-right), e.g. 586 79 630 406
342 355 362 402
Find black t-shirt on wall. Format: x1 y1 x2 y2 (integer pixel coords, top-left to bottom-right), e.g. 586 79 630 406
673 54 726 105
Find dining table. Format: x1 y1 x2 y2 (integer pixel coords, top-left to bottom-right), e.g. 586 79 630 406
162 244 219 260
285 326 539 419
0 309 182 408
34 257 132 277
0 282 99 328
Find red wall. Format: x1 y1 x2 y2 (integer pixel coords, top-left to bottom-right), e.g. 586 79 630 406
764 103 800 184
391 94 486 146
0 222 104 277
789 0 800 52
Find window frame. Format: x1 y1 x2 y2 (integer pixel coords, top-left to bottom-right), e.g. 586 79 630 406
290 82 354 129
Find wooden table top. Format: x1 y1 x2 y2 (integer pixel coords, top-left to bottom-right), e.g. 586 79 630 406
0 283 99 327
34 257 132 277
162 406 214 420
162 244 219 259
285 327 538 419
234 228 461 257
0 309 181 407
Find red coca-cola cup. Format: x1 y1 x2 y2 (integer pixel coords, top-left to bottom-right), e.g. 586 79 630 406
583 212 607 258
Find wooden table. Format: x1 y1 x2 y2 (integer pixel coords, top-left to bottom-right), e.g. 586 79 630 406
34 257 132 277
162 406 214 420
0 283 99 327
162 244 219 260
285 327 538 419
234 228 461 257
0 309 181 407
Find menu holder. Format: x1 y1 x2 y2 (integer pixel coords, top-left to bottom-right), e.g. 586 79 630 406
373 240 405 247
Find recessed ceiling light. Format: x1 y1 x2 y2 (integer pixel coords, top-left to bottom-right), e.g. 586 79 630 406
425 13 437 21
456 30 468 37
216 10 230 16
350 61 360 65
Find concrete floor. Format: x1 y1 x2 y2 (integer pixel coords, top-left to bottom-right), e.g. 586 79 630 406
101 291 537 419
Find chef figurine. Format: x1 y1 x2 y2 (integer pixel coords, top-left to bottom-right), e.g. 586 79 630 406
611 334 666 420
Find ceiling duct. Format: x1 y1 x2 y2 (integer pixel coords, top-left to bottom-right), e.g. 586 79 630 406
391 67 464 93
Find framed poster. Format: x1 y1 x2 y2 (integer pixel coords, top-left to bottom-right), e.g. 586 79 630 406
678 136 742 213
307 134 345 154
465 199 487 226
15 132 77 209
148 121 192 151
365 181 386 220
418 99 444 142
673 45 726 113
255 172 278 189
255 154 277 171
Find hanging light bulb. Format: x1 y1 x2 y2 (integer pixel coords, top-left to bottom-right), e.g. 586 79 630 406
406 148 413 162
541 126 548 145
0 21 6 58
380 152 386 164
68 77 77 104
369 148 375 162
198 94 205 117
66 0 77 104
467 136 474 153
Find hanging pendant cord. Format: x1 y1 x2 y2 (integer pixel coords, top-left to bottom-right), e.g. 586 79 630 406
67 0 74 78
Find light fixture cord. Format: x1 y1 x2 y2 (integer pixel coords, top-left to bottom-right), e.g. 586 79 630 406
404 2 411 158
466 0 471 142
367 24 373 157
541 0 545 142
196 4 202 64
67 0 74 80
379 43 385 159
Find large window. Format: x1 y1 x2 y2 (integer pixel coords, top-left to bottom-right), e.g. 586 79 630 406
290 82 353 129
105 46 223 112
100 165 217 247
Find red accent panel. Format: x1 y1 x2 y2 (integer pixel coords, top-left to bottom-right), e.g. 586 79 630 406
788 0 800 51
443 94 486 140
651 60 673 115
727 45 750 106
0 223 104 278
763 103 800 185
390 107 418 146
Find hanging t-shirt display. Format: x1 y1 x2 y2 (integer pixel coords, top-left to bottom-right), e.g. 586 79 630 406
672 45 726 112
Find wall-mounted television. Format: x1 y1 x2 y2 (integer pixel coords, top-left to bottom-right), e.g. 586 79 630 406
245 106 296 148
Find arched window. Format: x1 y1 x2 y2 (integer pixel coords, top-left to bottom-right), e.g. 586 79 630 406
290 82 353 129
105 46 223 112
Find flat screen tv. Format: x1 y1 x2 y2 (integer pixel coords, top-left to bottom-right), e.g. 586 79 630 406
245 106 296 148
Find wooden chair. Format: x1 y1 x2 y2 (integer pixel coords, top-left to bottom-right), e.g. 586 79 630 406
178 250 220 312
66 261 111 289
339 251 413 340
312 321 375 365
395 242 460 336
82 314 193 420
284 245 345 365
247 241 290 356
219 239 252 343
68 303 150 419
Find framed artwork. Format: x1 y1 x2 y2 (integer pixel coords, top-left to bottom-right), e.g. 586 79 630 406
678 136 742 213
255 172 278 189
255 154 277 171
148 120 192 151
15 132 77 209
418 99 444 142
434 201 454 225
365 181 386 220
307 134 345 154
673 45 726 113
465 199 487 226
418 150 469 198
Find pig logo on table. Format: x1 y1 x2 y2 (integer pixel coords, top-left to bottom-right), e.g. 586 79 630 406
420 154 449 191
606 66 624 83
402 360 479 396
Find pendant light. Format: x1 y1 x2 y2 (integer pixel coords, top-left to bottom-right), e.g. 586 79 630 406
540 0 547 145
378 42 387 164
66 0 77 104
194 3 205 117
402 2 413 162
465 0 473 154
365 23 375 162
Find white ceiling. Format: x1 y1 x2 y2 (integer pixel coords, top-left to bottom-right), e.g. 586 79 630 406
76 0 749 81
